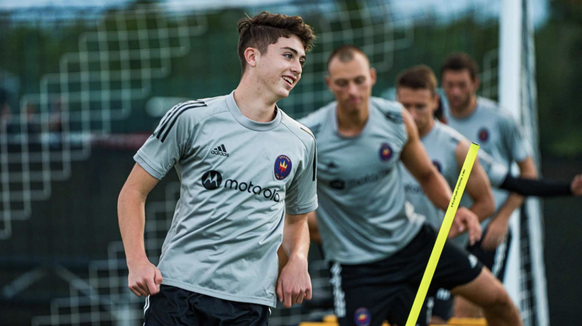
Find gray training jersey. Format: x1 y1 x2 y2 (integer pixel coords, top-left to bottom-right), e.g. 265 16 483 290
299 97 424 265
445 97 530 214
400 120 508 246
134 91 318 307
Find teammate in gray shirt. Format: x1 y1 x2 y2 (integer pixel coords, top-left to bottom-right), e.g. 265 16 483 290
298 45 521 326
440 53 537 318
118 12 317 325
396 65 582 324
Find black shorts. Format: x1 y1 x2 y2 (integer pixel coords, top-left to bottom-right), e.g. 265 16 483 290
144 285 270 326
330 224 483 326
466 226 512 281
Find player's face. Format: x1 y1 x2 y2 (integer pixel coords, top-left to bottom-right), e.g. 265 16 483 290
397 87 438 133
326 52 376 113
255 35 305 100
441 69 477 112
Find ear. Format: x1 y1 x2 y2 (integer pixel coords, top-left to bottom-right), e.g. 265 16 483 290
370 67 377 86
325 75 331 90
244 47 259 68
473 76 480 91
431 93 440 113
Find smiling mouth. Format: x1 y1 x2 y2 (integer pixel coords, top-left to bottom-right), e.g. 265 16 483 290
282 76 294 87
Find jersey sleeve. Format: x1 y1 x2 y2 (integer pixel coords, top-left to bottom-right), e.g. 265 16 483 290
478 150 509 188
285 131 318 215
134 102 198 180
499 113 531 163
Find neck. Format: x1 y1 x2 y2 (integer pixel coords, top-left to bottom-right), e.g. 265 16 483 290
450 95 477 119
336 102 369 137
418 118 435 138
233 74 278 122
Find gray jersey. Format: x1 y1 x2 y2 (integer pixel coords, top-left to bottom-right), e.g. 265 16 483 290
401 120 511 246
299 97 424 265
134 91 318 307
400 121 462 230
445 97 530 213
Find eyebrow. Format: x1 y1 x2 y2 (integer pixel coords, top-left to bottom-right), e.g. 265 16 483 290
283 47 306 61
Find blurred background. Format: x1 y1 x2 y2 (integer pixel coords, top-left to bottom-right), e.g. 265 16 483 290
0 0 580 325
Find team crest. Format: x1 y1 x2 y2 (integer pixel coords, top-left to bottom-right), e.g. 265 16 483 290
274 155 292 180
478 128 489 142
379 143 393 161
432 160 442 173
354 307 371 326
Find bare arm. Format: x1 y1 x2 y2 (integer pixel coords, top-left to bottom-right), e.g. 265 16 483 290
455 140 495 222
276 212 312 308
400 109 452 210
400 109 481 243
118 163 162 297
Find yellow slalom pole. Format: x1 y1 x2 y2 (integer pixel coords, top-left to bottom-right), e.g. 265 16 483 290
405 143 480 326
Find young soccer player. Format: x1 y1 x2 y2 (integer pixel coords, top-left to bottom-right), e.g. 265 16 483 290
117 12 317 325
298 45 520 326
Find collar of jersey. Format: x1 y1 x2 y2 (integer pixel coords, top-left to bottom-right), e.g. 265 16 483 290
225 91 282 132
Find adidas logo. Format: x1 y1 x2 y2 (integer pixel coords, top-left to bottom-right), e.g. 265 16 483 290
211 144 229 157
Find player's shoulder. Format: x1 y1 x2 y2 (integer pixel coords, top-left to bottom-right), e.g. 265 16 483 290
157 95 229 132
173 94 230 122
434 121 467 144
280 110 317 149
370 97 405 124
476 97 516 123
296 101 335 134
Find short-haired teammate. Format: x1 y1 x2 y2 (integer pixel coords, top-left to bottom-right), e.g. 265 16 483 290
118 12 318 325
396 65 582 324
297 45 520 326
440 52 537 318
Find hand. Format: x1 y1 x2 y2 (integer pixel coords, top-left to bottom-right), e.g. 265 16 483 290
127 259 163 297
480 216 509 251
276 254 312 308
448 207 482 245
571 174 582 196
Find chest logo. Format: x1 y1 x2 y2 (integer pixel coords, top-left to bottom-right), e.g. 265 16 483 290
201 170 223 190
274 155 292 180
478 128 489 142
211 144 229 157
379 143 393 161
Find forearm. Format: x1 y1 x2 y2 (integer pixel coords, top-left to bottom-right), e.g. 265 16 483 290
469 201 493 223
494 192 523 223
118 189 149 264
419 171 452 211
282 215 310 260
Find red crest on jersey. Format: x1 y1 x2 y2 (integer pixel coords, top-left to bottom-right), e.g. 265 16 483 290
274 155 292 180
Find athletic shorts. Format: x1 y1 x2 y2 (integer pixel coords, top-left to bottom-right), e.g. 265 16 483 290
143 285 270 326
466 225 512 281
330 224 483 326
427 225 513 321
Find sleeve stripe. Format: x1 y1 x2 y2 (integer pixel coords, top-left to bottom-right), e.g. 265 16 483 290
155 101 205 140
300 126 317 181
155 102 207 142
159 100 198 129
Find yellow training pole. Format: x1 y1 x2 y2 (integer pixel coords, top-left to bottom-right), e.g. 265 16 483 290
405 143 480 326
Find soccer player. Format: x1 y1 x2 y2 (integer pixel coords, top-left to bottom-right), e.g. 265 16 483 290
298 45 520 326
395 65 582 324
440 52 536 318
117 12 317 325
